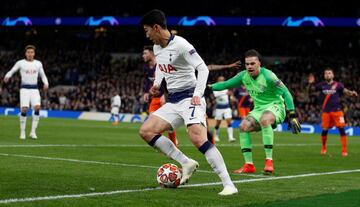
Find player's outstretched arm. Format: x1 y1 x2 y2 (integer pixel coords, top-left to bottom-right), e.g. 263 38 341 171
209 72 244 91
4 61 21 83
207 60 241 71
3 76 10 83
306 73 320 95
344 88 358 97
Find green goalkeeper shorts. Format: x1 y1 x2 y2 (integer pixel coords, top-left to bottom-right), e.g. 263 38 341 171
248 103 286 128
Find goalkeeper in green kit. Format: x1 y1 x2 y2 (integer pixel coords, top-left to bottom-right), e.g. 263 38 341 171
209 49 301 174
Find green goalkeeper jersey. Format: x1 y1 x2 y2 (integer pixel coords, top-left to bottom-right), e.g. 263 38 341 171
211 67 295 110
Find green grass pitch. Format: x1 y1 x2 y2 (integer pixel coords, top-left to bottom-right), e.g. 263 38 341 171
0 116 359 206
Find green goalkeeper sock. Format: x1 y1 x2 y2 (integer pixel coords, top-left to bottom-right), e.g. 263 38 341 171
261 125 274 160
240 132 253 163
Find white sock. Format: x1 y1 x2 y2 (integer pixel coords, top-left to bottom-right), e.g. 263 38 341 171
154 135 190 165
227 127 234 139
31 115 40 134
204 146 234 187
20 115 27 133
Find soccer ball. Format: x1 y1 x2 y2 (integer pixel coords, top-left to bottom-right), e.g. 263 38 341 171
157 163 182 188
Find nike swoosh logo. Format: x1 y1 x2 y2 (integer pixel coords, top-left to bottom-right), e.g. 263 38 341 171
189 117 196 120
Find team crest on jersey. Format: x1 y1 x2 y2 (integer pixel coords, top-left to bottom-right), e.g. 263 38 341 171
258 84 266 91
189 49 196 55
159 64 177 73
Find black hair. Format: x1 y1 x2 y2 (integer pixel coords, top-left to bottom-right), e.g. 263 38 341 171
244 49 262 61
324 67 333 72
140 9 167 29
143 45 153 52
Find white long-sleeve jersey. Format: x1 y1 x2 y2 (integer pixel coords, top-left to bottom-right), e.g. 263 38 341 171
111 95 121 107
153 35 209 98
5 59 49 86
213 90 230 106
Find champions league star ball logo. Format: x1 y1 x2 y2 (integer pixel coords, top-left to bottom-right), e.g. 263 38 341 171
2 17 32 26
282 16 325 27
178 16 216 26
85 16 119 26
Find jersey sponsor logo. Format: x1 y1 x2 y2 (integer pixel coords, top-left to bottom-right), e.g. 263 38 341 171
158 64 177 73
25 69 37 74
247 90 263 96
322 89 336 95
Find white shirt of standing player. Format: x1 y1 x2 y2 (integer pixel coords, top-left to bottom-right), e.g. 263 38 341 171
111 95 121 114
213 89 232 120
5 59 49 107
152 35 209 129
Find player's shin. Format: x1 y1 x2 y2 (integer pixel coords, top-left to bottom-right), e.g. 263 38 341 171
31 111 40 134
240 132 253 163
261 126 274 160
321 130 328 154
214 126 220 141
149 134 189 165
321 130 328 147
227 125 234 141
339 128 347 154
20 112 27 138
199 141 235 188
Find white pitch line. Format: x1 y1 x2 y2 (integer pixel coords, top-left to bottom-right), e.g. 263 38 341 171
0 143 334 148
0 168 359 204
0 152 162 170
0 153 266 178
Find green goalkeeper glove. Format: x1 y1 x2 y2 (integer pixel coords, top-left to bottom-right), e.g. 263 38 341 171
287 111 301 134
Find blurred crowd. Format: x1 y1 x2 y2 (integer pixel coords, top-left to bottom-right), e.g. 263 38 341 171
1 48 359 126
1 24 360 125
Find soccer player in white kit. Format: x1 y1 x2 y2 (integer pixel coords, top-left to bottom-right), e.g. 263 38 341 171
3 45 49 139
139 9 237 196
110 91 121 125
213 76 235 142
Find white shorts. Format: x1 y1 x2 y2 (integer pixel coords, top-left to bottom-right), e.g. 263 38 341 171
111 107 119 114
20 89 41 108
215 108 232 120
153 97 207 129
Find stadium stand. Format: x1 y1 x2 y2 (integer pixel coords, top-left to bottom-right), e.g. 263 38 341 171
1 23 359 126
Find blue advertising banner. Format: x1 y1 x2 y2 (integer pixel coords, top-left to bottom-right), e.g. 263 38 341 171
1 107 359 136
0 107 81 119
1 16 359 27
